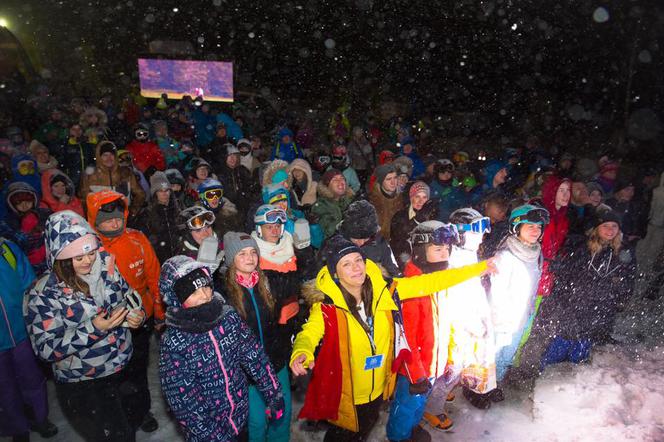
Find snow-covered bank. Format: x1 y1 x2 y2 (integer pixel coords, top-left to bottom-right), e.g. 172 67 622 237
4 342 664 442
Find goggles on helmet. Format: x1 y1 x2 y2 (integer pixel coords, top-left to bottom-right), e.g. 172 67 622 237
259 208 287 224
411 224 459 246
202 189 223 200
99 198 126 213
456 217 491 234
186 210 216 230
512 208 550 226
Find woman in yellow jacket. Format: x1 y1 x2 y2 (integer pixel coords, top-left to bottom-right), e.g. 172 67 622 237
290 235 494 441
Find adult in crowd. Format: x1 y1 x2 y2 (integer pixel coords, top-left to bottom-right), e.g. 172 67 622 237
80 140 146 217
390 181 438 268
329 144 361 193
311 169 355 239
217 143 255 217
288 158 318 211
196 178 241 239
25 211 144 441
369 164 404 242
0 238 58 442
177 205 224 263
538 208 635 369
429 160 466 222
146 171 183 263
86 190 163 433
271 127 303 162
53 123 95 188
347 126 374 185
185 157 215 206
125 123 166 178
159 255 284 442
338 199 400 277
290 235 494 441
39 169 84 216
29 140 59 173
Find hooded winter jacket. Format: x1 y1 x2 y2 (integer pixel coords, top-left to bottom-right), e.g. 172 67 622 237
0 240 35 351
270 128 303 162
39 169 84 216
24 211 133 383
80 141 146 215
8 154 42 196
51 137 95 191
292 258 487 431
87 190 164 321
538 175 571 296
159 256 282 442
288 158 318 208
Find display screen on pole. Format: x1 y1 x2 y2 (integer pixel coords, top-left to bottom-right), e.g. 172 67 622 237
138 58 233 102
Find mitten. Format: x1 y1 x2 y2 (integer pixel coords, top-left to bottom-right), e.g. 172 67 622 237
265 395 285 421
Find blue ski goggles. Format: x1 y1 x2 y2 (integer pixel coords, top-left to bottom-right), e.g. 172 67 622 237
456 217 491 234
258 209 287 224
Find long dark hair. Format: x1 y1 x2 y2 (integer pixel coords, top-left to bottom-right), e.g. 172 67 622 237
338 278 374 327
224 263 275 320
53 259 90 296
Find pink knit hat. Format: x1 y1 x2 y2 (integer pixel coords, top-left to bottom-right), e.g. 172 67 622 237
55 234 99 260
409 181 430 199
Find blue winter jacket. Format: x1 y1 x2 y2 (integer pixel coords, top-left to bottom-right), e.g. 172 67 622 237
216 113 244 142
0 240 35 351
270 128 303 162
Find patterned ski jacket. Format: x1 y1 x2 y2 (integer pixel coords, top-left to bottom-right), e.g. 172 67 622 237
24 210 133 383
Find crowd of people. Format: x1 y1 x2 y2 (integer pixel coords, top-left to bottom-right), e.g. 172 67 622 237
1 90 663 442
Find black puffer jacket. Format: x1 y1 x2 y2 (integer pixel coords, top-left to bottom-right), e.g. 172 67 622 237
146 197 183 263
539 242 636 343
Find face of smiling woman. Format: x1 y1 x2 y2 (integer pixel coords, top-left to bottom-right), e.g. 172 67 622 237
72 251 98 276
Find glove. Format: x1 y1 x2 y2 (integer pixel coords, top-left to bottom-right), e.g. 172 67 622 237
265 395 285 422
409 378 432 395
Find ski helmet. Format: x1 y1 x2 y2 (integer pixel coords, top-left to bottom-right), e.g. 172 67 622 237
254 204 287 238
509 204 550 234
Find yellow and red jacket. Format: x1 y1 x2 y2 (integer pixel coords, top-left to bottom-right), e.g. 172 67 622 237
291 258 486 432
86 190 164 321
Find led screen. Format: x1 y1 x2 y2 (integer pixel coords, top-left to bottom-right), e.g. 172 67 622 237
138 58 233 102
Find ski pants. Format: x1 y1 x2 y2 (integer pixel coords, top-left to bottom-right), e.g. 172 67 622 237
248 366 291 442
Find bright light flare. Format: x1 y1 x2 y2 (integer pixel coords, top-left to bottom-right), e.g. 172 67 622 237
0 18 9 28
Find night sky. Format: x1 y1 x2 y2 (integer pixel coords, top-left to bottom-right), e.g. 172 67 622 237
1 0 663 141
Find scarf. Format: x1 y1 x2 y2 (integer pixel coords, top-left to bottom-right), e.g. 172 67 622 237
236 270 259 289
166 293 227 333
251 231 297 267
78 251 106 306
503 235 541 263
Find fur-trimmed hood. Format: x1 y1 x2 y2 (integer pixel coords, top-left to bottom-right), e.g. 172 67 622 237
261 159 292 187
300 260 391 306
316 177 354 201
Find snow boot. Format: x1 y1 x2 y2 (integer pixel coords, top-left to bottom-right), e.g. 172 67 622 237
140 412 159 433
489 388 505 403
462 387 492 409
30 419 58 438
422 412 454 430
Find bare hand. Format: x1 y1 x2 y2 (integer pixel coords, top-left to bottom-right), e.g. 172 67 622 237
483 257 499 276
60 194 71 204
290 353 314 376
125 309 145 329
93 308 128 332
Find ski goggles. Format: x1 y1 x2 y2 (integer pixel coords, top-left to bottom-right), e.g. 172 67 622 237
456 217 491 234
99 198 126 213
202 189 223 200
135 130 149 138
261 209 287 224
186 210 216 230
513 208 550 225
411 224 459 246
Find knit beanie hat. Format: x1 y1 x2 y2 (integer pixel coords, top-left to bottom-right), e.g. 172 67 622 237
613 176 635 194
56 233 99 260
150 171 171 195
325 234 365 276
409 181 430 199
223 231 260 267
593 207 622 229
321 168 343 187
272 169 289 184
98 141 117 157
586 181 604 197
340 200 379 239
173 267 213 305
375 164 397 186
165 168 185 187
50 174 69 189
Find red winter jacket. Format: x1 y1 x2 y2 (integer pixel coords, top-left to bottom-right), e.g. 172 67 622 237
125 139 166 173
537 175 571 296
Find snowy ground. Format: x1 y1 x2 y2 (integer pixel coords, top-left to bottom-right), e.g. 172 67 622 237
4 295 664 442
